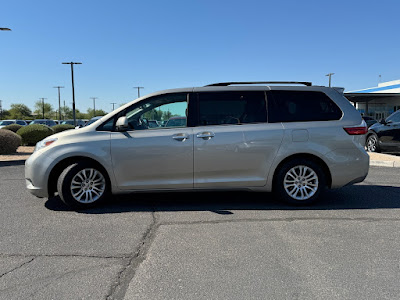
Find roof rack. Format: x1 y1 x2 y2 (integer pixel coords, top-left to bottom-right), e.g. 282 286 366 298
205 81 312 87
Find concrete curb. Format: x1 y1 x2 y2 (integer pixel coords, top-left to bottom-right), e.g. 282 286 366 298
0 160 26 167
370 160 400 168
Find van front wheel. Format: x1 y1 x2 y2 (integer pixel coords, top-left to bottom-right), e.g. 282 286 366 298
57 161 109 209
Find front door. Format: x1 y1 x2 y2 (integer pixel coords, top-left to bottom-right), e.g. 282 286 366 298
110 93 194 190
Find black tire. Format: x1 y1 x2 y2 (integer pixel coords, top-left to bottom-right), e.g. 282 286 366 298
57 161 110 209
366 133 381 152
274 158 326 205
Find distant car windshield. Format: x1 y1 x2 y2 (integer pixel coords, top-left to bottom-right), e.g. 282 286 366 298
85 117 102 126
166 117 186 127
31 120 47 124
0 121 14 126
61 120 74 125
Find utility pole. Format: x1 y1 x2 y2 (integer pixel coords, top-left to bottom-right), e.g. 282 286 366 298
111 102 117 111
325 73 334 87
133 86 144 98
53 86 64 121
90 97 98 117
63 100 66 120
62 62 82 126
0 100 3 120
39 98 47 119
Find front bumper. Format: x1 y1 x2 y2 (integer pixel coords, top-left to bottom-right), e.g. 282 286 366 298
25 150 54 198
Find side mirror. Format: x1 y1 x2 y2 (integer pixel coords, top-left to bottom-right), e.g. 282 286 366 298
116 116 129 131
379 118 387 125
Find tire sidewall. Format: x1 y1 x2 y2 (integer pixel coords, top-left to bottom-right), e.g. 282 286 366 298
57 161 110 209
366 133 380 152
274 158 326 205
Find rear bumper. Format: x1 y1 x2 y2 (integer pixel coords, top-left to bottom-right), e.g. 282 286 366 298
325 147 369 188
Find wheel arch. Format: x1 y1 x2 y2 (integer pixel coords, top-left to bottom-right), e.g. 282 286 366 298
271 153 332 190
47 156 112 197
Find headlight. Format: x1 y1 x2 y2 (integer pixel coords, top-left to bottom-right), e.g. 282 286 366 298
34 138 58 152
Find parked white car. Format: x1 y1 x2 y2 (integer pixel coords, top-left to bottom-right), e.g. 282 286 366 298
25 81 369 209
0 119 28 128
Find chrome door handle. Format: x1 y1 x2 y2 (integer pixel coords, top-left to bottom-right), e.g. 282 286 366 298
196 132 215 140
172 133 190 142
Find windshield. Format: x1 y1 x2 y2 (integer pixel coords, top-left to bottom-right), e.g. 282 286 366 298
0 121 14 126
61 120 74 125
31 120 47 125
386 111 400 123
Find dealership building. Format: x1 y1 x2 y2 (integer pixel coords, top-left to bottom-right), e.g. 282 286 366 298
345 79 400 120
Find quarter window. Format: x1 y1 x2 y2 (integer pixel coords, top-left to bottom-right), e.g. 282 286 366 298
268 91 342 123
197 91 267 126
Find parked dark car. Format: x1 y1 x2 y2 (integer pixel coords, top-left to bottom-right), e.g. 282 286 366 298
61 119 86 127
362 116 378 128
84 116 103 126
366 110 400 152
30 119 57 127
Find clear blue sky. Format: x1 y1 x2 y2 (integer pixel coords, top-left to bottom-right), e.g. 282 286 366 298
1 0 400 113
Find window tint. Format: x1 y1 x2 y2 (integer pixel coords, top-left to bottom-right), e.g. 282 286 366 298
387 111 400 123
16 121 25 125
268 91 342 123
125 93 188 130
198 91 267 126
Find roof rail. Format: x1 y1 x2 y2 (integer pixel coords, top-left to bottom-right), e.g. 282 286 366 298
205 81 312 87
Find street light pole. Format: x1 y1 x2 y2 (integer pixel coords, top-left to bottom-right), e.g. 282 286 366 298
133 86 144 98
325 73 335 87
90 97 98 117
62 62 82 126
53 86 64 121
39 98 47 119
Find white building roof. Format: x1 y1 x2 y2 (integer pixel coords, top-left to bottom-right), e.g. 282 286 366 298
349 79 400 93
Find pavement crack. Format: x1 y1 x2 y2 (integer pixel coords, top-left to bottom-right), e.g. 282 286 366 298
0 257 35 279
106 210 159 300
0 254 128 259
159 216 400 226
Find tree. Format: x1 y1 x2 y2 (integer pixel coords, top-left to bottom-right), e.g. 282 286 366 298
8 104 32 119
34 101 54 119
1 109 11 120
87 108 107 118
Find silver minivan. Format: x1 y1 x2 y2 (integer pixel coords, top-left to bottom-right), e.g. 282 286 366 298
25 82 369 209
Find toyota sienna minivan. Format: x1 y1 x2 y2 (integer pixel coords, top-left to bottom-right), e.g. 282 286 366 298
25 81 369 209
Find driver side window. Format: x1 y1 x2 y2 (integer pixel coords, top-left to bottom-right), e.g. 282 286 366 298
125 93 188 130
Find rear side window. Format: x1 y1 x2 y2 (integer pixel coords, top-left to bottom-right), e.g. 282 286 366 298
198 91 267 126
268 91 342 123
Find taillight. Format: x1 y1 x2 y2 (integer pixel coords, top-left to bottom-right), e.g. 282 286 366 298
343 120 368 135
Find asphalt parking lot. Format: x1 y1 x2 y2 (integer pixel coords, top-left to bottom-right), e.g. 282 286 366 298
1 164 400 299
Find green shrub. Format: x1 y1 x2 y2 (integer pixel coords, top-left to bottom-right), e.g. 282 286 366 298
52 124 75 133
2 124 23 133
0 129 22 154
17 124 54 146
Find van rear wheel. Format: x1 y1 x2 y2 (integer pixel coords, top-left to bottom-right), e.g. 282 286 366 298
274 159 326 205
57 161 109 209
